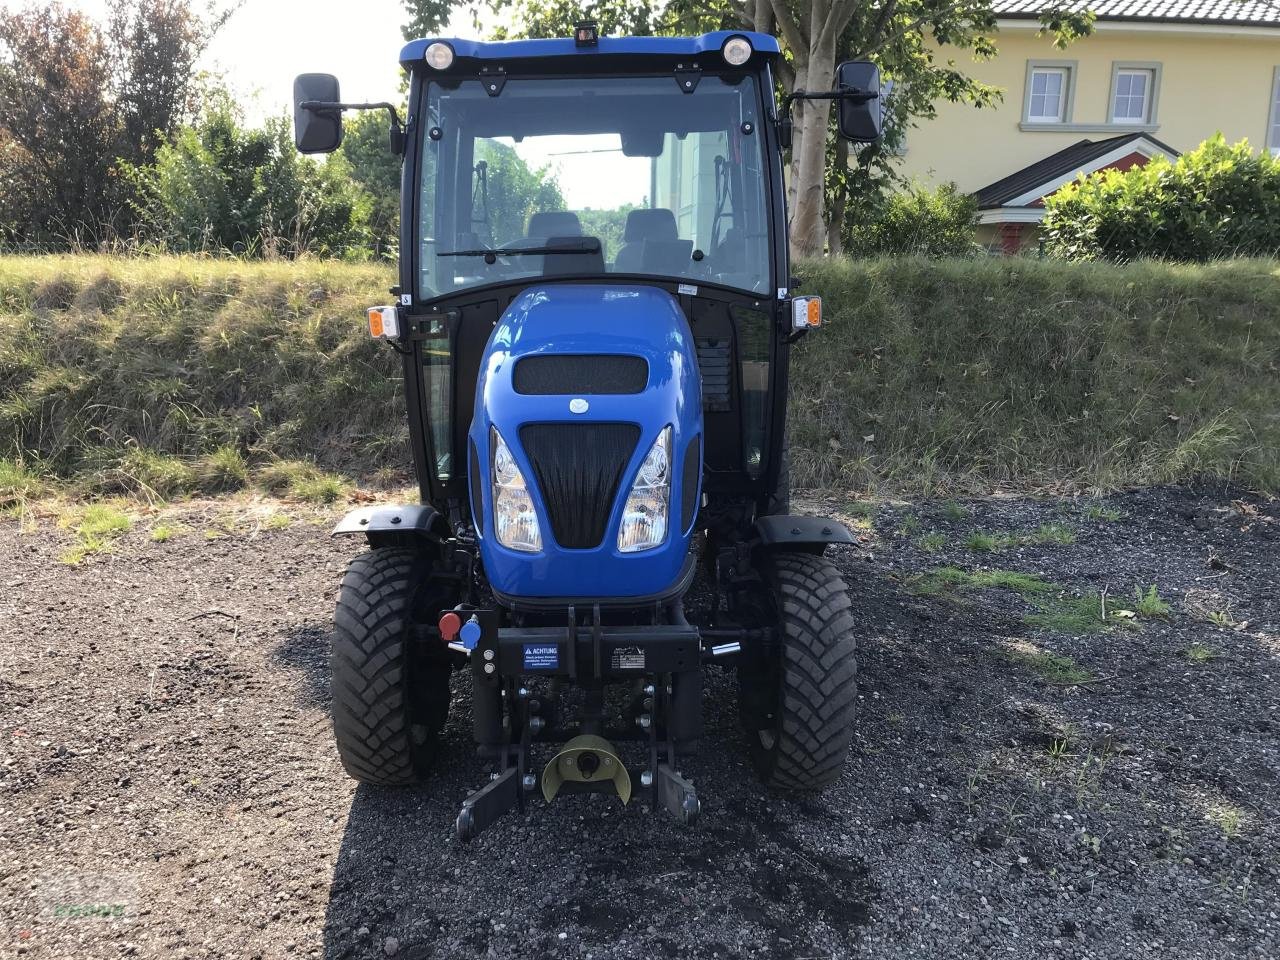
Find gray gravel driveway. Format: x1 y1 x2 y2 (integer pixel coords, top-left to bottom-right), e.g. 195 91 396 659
1 485 1276 959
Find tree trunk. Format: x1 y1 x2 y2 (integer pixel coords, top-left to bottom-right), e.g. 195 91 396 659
751 0 773 32
827 136 849 256
785 58 808 216
789 52 835 257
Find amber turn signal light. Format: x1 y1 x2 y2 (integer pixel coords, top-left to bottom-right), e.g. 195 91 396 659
791 296 822 330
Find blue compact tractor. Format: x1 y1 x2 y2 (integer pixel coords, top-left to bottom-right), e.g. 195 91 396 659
294 24 883 840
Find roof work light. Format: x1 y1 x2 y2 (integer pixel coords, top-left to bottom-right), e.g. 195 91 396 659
575 21 599 46
722 36 752 66
424 41 455 69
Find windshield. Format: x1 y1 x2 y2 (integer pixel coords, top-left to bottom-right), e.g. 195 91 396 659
417 74 772 298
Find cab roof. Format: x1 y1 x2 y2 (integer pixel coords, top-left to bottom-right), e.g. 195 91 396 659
399 31 781 69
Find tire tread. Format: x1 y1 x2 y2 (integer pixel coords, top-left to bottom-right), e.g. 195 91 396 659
758 553 858 791
331 548 436 786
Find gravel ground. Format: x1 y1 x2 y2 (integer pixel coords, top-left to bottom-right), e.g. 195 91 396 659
1 485 1277 960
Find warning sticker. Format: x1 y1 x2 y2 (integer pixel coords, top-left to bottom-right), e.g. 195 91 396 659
610 646 646 671
522 643 559 671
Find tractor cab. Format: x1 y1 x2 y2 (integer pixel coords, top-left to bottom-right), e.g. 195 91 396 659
295 27 882 841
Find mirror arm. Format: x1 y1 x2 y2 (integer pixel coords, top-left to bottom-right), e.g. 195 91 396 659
777 87 879 150
782 87 880 111
299 100 406 154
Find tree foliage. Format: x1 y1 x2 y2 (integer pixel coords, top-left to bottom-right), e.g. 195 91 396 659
125 100 373 258
474 139 566 243
843 181 979 258
0 0 227 248
341 110 405 258
108 0 214 164
1042 135 1280 263
404 0 1091 256
0 5 121 246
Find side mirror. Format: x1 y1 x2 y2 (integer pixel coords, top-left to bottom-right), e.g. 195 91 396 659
293 73 343 154
835 61 883 144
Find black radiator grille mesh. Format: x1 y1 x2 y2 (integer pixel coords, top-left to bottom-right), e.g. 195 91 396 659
519 423 640 549
513 355 648 395
696 338 731 411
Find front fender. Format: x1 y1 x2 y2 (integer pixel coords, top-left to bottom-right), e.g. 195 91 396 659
753 515 856 554
331 504 447 541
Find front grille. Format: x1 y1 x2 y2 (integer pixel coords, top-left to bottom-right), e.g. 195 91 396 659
514 355 648 395
520 422 640 549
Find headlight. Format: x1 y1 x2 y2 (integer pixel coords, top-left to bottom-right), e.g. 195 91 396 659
618 427 671 553
424 41 455 70
722 36 752 66
491 427 541 552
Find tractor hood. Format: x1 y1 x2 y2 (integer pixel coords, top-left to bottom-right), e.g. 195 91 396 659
468 284 703 602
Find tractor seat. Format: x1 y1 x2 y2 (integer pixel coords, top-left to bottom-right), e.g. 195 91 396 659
527 211 583 238
614 208 690 274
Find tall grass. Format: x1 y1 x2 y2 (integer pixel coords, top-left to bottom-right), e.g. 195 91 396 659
0 255 401 497
2 253 1279 498
790 256 1280 493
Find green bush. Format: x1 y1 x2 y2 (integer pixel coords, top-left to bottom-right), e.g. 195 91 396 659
1043 135 1280 262
124 101 373 259
844 182 980 259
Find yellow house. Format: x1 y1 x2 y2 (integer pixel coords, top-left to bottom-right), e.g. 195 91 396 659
898 0 1280 251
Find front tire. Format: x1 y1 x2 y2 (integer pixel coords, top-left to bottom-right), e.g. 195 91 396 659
743 552 858 790
331 547 451 785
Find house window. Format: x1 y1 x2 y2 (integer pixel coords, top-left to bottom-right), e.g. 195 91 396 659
1270 67 1280 156
1027 66 1069 123
1110 63 1161 125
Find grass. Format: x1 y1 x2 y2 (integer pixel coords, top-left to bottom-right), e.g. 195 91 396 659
198 445 249 492
1025 594 1115 634
150 522 194 542
73 504 131 538
1029 523 1076 545
0 256 398 495
911 565 1054 597
1133 584 1172 618
1204 803 1245 837
1023 585 1175 633
58 502 132 564
963 523 1077 551
941 501 968 521
1206 609 1236 628
1184 642 1218 663
1002 640 1093 685
919 531 947 552
965 531 1000 552
255 458 350 503
4 254 1280 498
897 513 922 536
913 564 1149 635
789 256 1280 493
288 473 347 504
1084 503 1123 522
0 457 46 516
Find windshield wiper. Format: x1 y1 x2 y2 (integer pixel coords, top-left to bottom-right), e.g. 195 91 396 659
438 239 601 264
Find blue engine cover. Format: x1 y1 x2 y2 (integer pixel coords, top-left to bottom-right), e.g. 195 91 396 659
468 284 703 601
